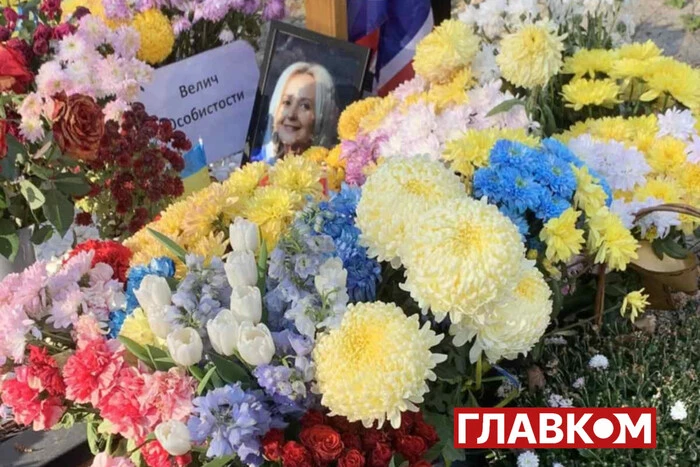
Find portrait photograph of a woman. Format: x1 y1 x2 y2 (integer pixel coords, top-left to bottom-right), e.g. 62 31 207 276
247 22 370 165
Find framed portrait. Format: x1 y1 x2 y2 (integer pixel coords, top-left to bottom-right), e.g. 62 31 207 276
244 21 371 164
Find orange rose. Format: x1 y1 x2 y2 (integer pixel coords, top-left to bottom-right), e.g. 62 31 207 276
52 93 105 161
0 44 32 93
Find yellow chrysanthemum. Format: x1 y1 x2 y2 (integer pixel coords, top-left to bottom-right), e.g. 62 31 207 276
131 9 174 64
609 58 649 81
496 21 565 89
647 136 688 176
313 301 445 428
539 208 585 263
61 0 105 21
634 177 682 203
413 19 479 84
562 49 618 78
640 57 700 109
617 40 662 61
678 163 700 203
621 288 650 322
242 186 303 248
190 231 228 265
441 128 539 177
572 165 609 216
451 260 552 363
401 197 525 324
562 78 621 111
324 145 346 192
586 206 639 271
356 156 466 263
359 96 397 133
268 155 323 199
222 161 268 198
338 98 382 141
119 308 162 348
301 146 330 163
425 68 473 111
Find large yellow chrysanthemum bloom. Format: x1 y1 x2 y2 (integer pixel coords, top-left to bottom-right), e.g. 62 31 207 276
337 98 383 140
496 21 565 89
222 161 268 198
313 301 445 428
425 68 473 112
401 197 525 324
640 57 700 109
120 308 162 347
268 155 324 199
450 260 552 363
620 288 649 322
131 9 174 64
359 96 398 133
562 78 621 111
413 19 479 84
647 136 688 176
539 208 585 263
562 49 618 78
355 156 466 263
242 186 303 248
634 177 682 203
572 165 608 216
618 40 662 61
586 206 639 271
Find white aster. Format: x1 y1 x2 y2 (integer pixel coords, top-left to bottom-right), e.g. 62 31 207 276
657 108 696 140
19 118 45 143
670 400 688 421
572 377 585 389
548 393 574 408
517 451 540 467
685 134 700 164
472 43 501 84
103 99 130 123
588 354 609 370
18 93 44 121
218 28 235 44
58 35 88 62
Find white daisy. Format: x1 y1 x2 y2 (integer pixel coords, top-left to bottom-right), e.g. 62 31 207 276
670 401 688 421
517 451 540 467
19 117 45 144
657 108 696 140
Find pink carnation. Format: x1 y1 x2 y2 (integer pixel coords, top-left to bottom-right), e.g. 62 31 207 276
91 452 136 467
1 366 65 430
139 368 194 423
63 338 125 406
73 315 106 348
98 367 157 441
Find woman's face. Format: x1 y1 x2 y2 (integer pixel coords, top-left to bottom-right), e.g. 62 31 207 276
274 72 316 151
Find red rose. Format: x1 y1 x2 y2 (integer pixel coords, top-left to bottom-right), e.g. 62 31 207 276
410 461 432 467
0 44 32 93
362 429 389 452
281 441 314 467
338 449 366 467
301 410 326 428
262 429 286 462
395 435 427 463
413 421 439 448
342 433 362 452
328 415 362 434
300 424 344 463
369 442 393 467
52 93 105 161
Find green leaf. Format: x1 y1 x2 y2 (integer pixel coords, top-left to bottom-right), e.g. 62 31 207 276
146 344 176 371
189 364 205 381
86 421 100 455
197 366 218 395
0 189 6 209
42 189 74 237
208 351 251 385
53 173 91 196
118 335 154 369
201 456 235 467
258 238 268 321
148 228 187 263
29 164 53 180
486 98 525 117
0 134 21 180
19 179 45 210
0 218 19 261
31 224 54 245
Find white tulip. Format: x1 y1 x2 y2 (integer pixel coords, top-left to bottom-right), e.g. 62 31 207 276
237 322 275 366
134 275 173 339
224 251 258 287
166 328 203 367
229 285 262 324
155 420 191 456
229 217 260 253
207 309 241 357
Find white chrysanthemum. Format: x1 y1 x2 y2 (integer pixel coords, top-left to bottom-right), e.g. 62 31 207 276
670 401 688 421
572 377 585 389
313 302 446 429
111 26 141 59
686 134 700 164
517 451 539 467
19 118 45 143
401 197 524 325
356 156 465 263
657 108 696 140
18 93 43 121
58 35 88 62
378 102 442 160
610 197 680 239
588 354 609 370
450 259 552 362
472 43 501 84
103 99 130 123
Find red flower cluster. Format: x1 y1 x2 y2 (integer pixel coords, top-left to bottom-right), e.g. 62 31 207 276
141 440 192 467
263 411 439 467
87 103 188 238
0 346 66 430
66 239 133 283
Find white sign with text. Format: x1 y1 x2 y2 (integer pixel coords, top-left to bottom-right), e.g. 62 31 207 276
139 41 260 163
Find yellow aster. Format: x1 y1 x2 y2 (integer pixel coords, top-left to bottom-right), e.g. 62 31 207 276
131 9 174 65
338 98 383 141
647 136 688 176
617 41 662 61
190 231 228 266
678 163 700 203
634 177 682 203
572 165 609 216
640 57 700 109
355 156 466 263
586 206 639 271
401 197 525 324
301 146 330 164
223 161 268 198
413 19 479 84
119 308 162 348
562 49 618 78
620 288 650 322
609 58 649 81
268 155 323 199
358 96 398 133
323 145 346 192
539 208 585 263
451 259 552 363
313 301 445 429
242 186 303 248
562 78 621 111
496 20 566 89
425 68 473 112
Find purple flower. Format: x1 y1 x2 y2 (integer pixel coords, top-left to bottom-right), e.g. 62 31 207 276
262 0 285 20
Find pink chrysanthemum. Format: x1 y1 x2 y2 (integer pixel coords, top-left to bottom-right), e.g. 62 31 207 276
341 134 385 186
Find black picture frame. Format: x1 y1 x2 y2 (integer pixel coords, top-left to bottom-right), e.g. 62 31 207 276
243 21 371 164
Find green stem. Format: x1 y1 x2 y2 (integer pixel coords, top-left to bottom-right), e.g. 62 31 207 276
495 389 520 408
475 355 483 391
105 434 113 455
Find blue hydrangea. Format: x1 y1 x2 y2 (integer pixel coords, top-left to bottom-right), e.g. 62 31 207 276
187 383 286 465
107 309 127 339
124 257 175 315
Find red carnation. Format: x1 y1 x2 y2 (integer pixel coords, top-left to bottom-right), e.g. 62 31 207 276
262 429 286 462
281 441 314 467
66 239 133 283
395 435 427 463
369 442 393 467
301 410 326 428
141 439 191 467
300 424 344 463
28 346 65 397
338 449 366 467
413 420 439 448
